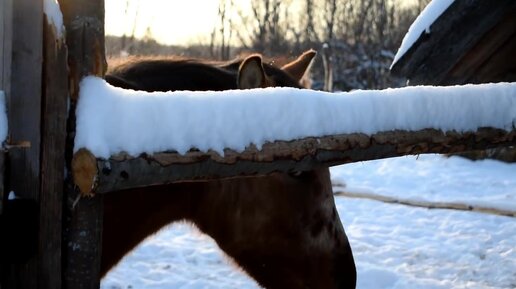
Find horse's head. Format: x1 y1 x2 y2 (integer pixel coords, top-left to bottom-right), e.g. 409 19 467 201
237 50 316 89
102 49 356 288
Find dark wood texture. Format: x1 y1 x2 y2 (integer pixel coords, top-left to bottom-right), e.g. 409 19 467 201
72 127 515 196
59 0 106 100
9 0 43 200
38 16 69 289
390 0 516 85
445 8 516 85
0 0 12 214
59 0 106 288
6 0 43 288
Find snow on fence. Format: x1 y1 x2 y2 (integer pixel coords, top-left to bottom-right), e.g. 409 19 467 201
72 78 516 195
1 0 515 287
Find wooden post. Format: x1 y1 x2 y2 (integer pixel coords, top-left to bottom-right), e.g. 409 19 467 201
0 0 12 214
5 0 43 288
58 0 106 288
38 9 69 289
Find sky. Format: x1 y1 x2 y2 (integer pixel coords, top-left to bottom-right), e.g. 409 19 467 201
105 0 247 45
104 0 419 46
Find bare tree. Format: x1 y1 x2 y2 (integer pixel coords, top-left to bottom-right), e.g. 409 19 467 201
233 0 292 55
211 0 234 60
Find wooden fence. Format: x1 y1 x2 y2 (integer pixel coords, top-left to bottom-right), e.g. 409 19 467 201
0 0 514 288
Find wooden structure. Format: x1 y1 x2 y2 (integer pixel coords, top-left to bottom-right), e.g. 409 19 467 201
74 128 515 196
390 0 516 161
0 0 514 288
0 0 12 214
390 0 516 85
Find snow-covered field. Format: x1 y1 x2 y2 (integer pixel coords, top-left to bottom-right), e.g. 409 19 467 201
101 154 516 289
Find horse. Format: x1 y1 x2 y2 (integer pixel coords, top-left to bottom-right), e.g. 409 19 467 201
103 50 357 289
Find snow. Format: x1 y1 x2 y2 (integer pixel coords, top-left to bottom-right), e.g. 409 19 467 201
0 90 7 143
391 0 455 68
75 77 516 159
7 191 17 200
43 0 65 39
102 155 516 289
331 154 516 213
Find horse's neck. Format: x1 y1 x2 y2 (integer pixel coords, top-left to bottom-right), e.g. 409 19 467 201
191 169 348 288
101 169 334 276
107 59 240 92
101 182 206 276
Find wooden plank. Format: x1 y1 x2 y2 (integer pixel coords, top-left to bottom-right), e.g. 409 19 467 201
390 0 516 85
9 0 43 200
0 0 12 93
445 8 516 85
38 13 69 289
0 0 12 215
6 0 43 288
71 127 516 196
58 0 106 288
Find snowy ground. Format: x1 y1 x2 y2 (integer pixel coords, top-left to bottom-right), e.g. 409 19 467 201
102 154 516 289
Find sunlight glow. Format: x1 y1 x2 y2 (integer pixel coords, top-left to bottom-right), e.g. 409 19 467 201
105 0 420 46
105 0 222 45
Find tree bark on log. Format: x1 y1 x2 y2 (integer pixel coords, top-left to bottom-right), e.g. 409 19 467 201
72 127 515 196
59 0 106 288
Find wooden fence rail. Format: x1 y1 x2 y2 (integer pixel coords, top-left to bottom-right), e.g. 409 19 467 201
72 127 516 196
0 0 515 289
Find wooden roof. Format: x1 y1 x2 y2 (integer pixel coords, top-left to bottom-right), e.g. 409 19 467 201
390 0 516 85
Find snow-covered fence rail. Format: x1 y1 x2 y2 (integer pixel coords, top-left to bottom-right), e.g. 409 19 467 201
1 0 515 288
71 79 516 196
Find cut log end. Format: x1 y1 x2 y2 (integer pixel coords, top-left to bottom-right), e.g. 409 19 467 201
72 148 98 197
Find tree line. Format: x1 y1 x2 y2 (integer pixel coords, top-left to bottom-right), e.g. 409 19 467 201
106 0 431 90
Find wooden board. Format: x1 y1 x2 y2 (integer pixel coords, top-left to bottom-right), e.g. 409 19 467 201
0 0 12 215
390 0 516 85
5 0 43 288
37 15 69 289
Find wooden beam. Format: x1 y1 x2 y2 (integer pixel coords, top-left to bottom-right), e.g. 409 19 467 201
72 127 515 196
390 0 516 85
5 0 43 287
59 0 106 288
38 12 69 289
0 0 12 214
446 8 516 85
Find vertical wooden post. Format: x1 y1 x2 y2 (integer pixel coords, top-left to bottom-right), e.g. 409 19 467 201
0 0 13 215
38 9 69 289
6 0 43 288
59 0 106 288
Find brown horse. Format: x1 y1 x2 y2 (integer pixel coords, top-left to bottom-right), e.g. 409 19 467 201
103 51 356 289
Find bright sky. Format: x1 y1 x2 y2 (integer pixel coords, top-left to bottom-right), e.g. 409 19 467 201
105 0 419 46
105 0 246 45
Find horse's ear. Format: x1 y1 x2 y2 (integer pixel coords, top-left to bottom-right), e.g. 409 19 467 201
238 55 266 89
281 50 317 82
